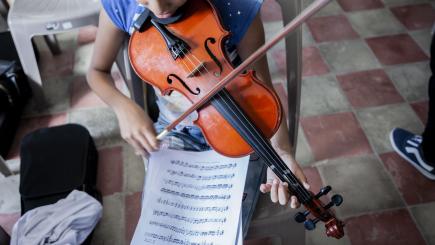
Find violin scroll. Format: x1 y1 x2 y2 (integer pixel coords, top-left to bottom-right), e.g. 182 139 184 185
294 186 345 239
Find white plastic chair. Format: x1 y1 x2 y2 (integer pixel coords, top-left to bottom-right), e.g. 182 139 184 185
7 0 101 85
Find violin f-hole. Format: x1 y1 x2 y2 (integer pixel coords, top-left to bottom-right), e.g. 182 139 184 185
167 74 201 95
205 37 223 77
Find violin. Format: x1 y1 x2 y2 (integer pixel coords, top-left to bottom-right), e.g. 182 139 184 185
128 0 345 239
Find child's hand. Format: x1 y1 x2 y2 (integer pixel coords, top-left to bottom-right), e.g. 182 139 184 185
259 155 310 208
114 100 159 156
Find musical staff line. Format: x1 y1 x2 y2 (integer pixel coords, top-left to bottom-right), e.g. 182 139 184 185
149 221 225 236
161 188 231 200
170 160 237 171
166 170 235 180
157 198 229 212
153 210 227 224
144 232 214 245
164 179 233 190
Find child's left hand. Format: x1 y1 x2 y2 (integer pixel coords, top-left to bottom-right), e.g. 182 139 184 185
259 154 310 208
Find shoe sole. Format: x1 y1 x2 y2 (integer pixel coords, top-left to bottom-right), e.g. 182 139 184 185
389 130 435 180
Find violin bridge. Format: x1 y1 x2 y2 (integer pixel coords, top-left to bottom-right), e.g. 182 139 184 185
187 62 206 78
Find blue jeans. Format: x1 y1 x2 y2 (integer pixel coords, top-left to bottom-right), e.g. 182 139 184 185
154 117 267 237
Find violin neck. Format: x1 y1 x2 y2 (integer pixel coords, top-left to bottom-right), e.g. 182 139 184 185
211 89 312 204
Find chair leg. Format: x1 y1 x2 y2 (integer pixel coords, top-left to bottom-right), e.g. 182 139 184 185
8 30 42 85
43 34 61 56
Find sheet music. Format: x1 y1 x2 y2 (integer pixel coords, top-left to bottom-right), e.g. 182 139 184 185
131 149 250 245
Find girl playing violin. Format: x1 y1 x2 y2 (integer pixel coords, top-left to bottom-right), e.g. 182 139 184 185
87 0 310 233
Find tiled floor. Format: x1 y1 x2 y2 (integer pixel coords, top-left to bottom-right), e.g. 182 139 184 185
1 0 435 244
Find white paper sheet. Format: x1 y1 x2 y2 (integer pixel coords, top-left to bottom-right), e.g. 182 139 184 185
131 149 250 245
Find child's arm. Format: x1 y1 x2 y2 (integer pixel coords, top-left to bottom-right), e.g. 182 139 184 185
236 13 309 208
87 10 159 156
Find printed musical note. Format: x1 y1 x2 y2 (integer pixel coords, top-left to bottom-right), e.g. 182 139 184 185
157 198 229 212
170 160 237 171
166 169 235 180
153 210 227 224
144 233 214 245
149 221 225 236
161 188 231 200
163 179 233 190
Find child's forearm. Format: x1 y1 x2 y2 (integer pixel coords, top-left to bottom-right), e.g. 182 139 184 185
87 68 132 112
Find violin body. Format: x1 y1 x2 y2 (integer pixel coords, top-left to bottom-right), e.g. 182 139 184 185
129 0 281 157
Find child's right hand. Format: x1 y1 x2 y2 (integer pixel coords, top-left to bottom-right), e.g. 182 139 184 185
114 100 159 156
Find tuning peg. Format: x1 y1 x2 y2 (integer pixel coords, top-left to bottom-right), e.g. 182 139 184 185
314 186 331 199
294 210 310 223
304 218 320 231
324 194 344 210
331 194 343 206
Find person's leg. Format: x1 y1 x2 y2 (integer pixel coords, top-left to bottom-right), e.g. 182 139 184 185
421 33 435 164
389 33 435 179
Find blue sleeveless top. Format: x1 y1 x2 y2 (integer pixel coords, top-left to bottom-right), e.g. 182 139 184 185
101 0 263 47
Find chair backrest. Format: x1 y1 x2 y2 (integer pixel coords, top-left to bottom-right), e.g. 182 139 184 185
276 0 302 155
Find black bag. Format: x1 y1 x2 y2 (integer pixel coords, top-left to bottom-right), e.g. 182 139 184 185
19 124 101 244
0 60 31 157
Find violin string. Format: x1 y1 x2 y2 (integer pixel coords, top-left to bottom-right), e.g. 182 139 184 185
216 90 311 200
182 51 311 200
178 48 311 200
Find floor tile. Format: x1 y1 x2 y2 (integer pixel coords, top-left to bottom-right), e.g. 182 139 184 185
78 26 98 45
303 0 343 17
337 0 384 12
366 34 429 65
68 108 122 148
410 29 433 55
125 192 142 244
381 152 435 205
337 69 404 108
73 43 94 76
318 40 381 74
271 48 287 77
356 103 424 153
347 9 405 38
123 144 145 193
302 24 316 47
92 193 125 245
411 100 429 124
382 0 427 6
301 112 372 161
38 50 75 79
0 212 20 235
23 76 74 117
307 15 359 43
97 146 123 196
317 155 404 218
296 126 315 166
6 113 67 159
306 227 351 245
302 46 330 77
300 75 350 117
385 62 430 102
303 167 329 204
261 0 282 22
390 3 435 30
70 76 106 109
410 202 435 245
345 209 426 245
